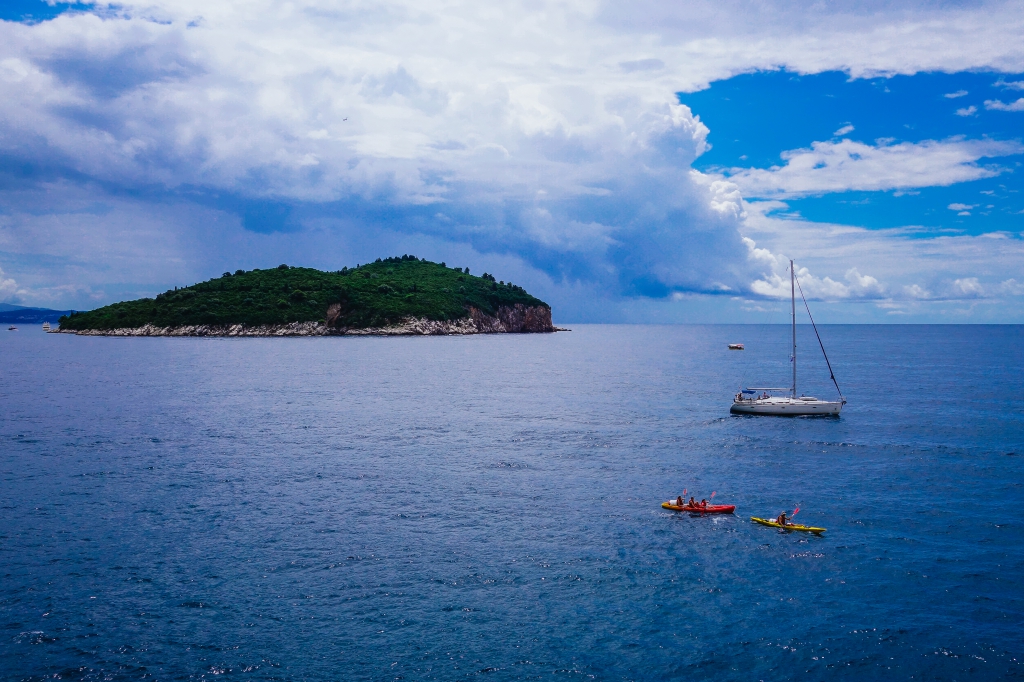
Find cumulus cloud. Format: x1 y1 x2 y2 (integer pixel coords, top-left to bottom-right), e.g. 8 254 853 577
742 202 1024 306
984 98 1024 111
743 237 887 300
894 276 1019 304
955 105 978 116
952 277 985 297
0 0 774 302
994 79 1024 90
726 138 1022 199
0 266 25 303
903 284 931 299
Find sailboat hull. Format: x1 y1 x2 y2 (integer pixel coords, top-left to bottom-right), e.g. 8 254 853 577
731 398 842 416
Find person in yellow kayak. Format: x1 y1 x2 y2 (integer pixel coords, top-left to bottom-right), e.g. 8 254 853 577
675 495 684 506
776 512 789 526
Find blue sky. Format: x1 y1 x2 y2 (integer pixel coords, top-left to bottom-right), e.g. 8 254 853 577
0 1 93 23
682 70 1024 234
0 0 1022 322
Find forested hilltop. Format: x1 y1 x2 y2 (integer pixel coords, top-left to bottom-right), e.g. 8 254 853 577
58 256 551 332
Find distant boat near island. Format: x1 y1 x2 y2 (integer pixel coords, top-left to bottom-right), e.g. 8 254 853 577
731 260 845 417
728 343 744 350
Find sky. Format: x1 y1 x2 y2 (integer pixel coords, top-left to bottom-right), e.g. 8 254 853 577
0 0 1022 322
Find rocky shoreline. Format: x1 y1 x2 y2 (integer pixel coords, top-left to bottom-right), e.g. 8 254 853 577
56 304 565 337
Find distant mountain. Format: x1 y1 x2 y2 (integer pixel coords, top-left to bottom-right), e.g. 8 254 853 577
0 305 74 324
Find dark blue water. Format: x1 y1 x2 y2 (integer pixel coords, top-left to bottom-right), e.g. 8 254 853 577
2 325 1022 680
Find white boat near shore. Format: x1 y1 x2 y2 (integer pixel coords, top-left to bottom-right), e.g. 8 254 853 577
731 260 845 417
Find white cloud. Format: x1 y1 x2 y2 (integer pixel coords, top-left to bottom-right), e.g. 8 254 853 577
952 277 984 297
984 98 1024 111
903 284 931 299
845 267 886 297
726 138 1022 199
955 105 978 116
1001 279 1024 295
742 202 1024 308
0 266 26 303
833 123 854 136
743 237 886 300
0 0 1022 206
947 203 975 211
994 79 1024 90
944 90 968 98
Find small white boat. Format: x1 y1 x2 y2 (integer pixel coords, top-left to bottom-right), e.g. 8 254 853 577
42 321 51 332
728 343 744 350
731 259 845 417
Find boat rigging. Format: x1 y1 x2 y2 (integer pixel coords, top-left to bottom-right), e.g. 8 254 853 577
730 260 846 416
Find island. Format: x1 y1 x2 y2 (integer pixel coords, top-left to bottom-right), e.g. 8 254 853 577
57 256 558 336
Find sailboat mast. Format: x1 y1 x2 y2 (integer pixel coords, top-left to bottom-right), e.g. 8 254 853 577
791 259 796 398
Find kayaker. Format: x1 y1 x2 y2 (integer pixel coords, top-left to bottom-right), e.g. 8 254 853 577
687 497 697 508
776 512 788 526
675 495 684 506
700 499 708 509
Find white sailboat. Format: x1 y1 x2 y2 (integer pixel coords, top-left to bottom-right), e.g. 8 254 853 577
731 260 846 416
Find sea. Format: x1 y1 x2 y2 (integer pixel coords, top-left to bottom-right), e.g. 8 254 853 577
1 324 1022 681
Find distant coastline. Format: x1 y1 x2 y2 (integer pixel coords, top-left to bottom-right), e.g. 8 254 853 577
0 305 72 325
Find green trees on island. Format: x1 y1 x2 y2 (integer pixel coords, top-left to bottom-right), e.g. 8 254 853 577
58 256 548 331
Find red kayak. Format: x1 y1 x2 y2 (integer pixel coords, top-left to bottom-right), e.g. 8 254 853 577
662 501 735 514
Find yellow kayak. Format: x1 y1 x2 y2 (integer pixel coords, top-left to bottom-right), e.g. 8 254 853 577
751 517 826 534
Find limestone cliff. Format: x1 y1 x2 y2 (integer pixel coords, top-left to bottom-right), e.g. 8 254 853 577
327 302 553 334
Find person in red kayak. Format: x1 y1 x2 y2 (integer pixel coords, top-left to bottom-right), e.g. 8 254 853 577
687 496 697 508
675 495 684 506
700 499 708 509
776 512 788 526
